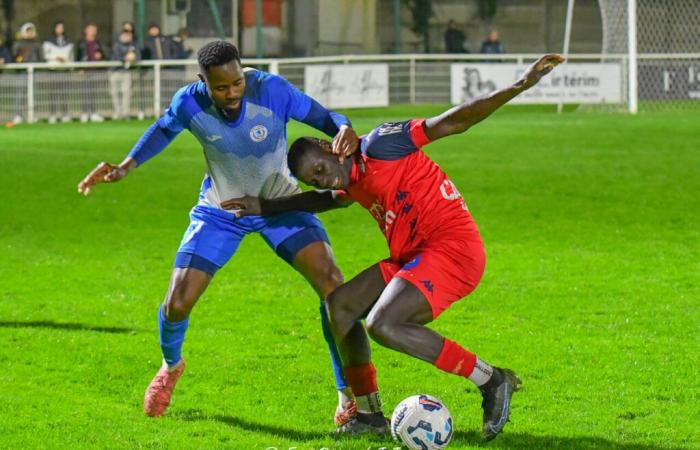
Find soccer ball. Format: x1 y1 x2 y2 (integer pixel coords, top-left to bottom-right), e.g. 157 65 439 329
391 394 453 450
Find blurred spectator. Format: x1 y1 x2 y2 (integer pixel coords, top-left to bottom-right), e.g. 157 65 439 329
13 22 43 63
120 21 137 42
110 30 140 120
77 23 106 122
120 21 145 119
142 23 174 60
170 28 192 59
480 30 505 54
11 22 43 124
444 20 468 53
43 20 74 123
0 37 11 64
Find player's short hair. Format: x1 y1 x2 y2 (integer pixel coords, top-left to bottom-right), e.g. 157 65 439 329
288 137 319 176
197 41 241 74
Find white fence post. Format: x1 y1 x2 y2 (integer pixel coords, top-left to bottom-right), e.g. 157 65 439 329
154 62 162 118
269 60 279 75
27 66 35 123
627 0 638 114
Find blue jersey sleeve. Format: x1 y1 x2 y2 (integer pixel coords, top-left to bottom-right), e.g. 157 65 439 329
265 74 351 137
127 85 195 166
361 120 429 160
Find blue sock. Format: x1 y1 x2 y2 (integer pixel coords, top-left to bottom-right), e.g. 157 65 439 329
158 304 189 367
320 300 348 390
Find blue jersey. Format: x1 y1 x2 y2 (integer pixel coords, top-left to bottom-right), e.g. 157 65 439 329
128 69 350 209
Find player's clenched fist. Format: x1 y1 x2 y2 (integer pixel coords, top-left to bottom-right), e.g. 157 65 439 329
77 159 133 196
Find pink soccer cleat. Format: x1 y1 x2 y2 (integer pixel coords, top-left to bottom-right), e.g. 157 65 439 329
143 359 186 417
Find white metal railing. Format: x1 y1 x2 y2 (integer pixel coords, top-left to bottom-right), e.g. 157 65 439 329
1 52 698 123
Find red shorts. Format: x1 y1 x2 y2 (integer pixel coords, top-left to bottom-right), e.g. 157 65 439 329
379 237 485 319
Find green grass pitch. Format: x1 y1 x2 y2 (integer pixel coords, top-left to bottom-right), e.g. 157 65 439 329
0 105 698 449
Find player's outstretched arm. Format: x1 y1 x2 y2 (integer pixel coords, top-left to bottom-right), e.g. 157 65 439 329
221 191 352 218
423 53 565 142
77 156 137 196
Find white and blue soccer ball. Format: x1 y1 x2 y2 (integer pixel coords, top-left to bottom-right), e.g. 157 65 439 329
391 394 453 450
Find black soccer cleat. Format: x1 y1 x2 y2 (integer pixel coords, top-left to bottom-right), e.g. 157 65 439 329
479 367 522 441
335 412 390 436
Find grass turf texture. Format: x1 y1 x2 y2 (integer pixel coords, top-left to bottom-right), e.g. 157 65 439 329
0 105 698 449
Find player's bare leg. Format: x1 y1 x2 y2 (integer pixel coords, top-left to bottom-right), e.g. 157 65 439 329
144 267 211 417
365 278 521 441
325 264 390 435
291 241 368 425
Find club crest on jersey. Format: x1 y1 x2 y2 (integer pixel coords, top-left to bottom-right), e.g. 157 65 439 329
250 125 268 142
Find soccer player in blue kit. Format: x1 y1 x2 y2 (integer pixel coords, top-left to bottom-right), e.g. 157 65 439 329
77 41 364 422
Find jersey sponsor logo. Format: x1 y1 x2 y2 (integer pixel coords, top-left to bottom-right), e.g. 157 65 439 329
206 134 222 142
377 122 404 136
368 201 386 223
250 125 268 142
439 179 469 211
384 209 396 231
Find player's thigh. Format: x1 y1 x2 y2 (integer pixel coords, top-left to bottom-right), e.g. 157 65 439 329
292 241 343 298
260 211 340 298
327 263 387 320
366 276 434 329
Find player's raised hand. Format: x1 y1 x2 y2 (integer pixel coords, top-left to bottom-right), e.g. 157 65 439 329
77 160 132 196
331 125 360 164
220 195 261 218
518 54 565 90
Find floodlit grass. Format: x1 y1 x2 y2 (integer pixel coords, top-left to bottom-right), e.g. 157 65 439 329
0 105 698 449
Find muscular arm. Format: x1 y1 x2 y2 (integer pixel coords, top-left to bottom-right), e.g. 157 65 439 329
221 191 354 217
424 53 564 142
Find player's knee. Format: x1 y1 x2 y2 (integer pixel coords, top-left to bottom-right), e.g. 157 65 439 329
163 290 193 322
325 286 353 325
318 265 345 298
366 314 398 348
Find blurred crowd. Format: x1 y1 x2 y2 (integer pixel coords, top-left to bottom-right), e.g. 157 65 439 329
444 20 505 54
1 20 192 124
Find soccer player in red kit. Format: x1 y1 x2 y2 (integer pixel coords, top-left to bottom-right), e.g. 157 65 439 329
222 53 564 440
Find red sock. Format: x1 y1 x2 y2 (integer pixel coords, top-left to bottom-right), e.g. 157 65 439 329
344 363 378 396
433 338 477 378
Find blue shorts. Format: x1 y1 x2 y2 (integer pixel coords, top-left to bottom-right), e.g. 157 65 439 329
174 205 330 276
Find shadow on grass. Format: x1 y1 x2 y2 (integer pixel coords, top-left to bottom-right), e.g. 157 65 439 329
452 430 690 450
174 409 332 441
0 320 139 334
176 409 689 450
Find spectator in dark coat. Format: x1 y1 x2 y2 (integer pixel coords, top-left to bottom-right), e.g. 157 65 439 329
480 30 505 54
142 23 174 60
110 30 140 119
77 23 106 122
444 20 468 53
11 23 43 124
12 22 43 63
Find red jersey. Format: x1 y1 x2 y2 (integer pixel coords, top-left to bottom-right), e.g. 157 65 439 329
340 119 481 263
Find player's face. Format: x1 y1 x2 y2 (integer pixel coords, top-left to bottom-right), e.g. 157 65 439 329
203 61 246 120
297 147 350 190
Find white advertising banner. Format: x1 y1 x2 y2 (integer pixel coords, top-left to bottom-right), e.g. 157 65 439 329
304 64 389 108
450 63 622 104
